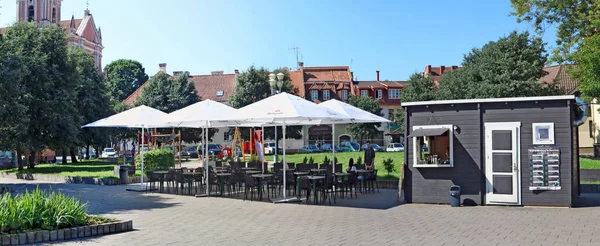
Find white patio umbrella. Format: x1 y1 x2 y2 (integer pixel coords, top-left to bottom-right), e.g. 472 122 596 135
320 99 391 173
225 92 353 203
82 105 169 189
163 99 243 196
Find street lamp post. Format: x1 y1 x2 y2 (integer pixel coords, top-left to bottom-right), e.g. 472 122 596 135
269 73 284 163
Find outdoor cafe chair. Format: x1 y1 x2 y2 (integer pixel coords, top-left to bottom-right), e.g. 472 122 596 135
225 174 238 197
341 172 358 198
318 174 336 205
145 171 159 192
243 175 257 201
367 169 379 193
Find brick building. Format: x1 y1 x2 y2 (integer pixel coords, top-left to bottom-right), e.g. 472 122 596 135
0 0 104 70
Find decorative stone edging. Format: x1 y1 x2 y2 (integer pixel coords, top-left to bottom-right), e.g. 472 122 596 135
0 172 145 185
0 220 132 245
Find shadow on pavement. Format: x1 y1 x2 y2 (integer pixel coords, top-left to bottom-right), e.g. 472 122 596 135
574 193 600 208
1 182 181 215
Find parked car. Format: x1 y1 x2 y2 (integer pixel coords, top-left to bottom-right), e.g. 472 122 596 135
181 146 199 158
320 144 342 152
300 144 321 153
361 143 384 152
386 143 405 152
100 148 118 158
264 142 283 155
198 143 222 156
340 141 359 152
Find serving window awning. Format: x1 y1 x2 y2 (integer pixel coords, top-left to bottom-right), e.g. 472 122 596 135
408 128 448 137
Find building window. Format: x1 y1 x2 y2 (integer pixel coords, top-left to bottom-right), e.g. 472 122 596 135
590 120 594 138
224 131 231 142
341 90 348 100
376 90 382 99
361 90 368 97
28 6 35 22
323 90 330 101
389 89 400 99
411 125 453 167
216 90 224 97
532 123 555 145
52 8 56 23
311 90 318 101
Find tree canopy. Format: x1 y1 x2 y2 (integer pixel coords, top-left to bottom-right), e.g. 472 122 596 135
511 0 600 99
104 59 148 103
402 31 562 103
229 66 302 140
346 95 383 144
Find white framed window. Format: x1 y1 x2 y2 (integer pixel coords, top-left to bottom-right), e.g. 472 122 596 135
532 123 555 145
341 90 348 100
411 125 453 167
311 90 318 101
376 90 382 99
216 90 224 97
361 90 368 97
323 90 330 101
223 131 231 141
389 89 400 99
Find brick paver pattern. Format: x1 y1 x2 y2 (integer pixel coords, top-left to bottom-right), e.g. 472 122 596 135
2 178 600 246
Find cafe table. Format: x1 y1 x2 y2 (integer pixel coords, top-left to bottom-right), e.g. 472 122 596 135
215 173 232 196
182 172 197 195
306 175 325 204
251 174 273 201
245 170 262 174
310 169 326 174
356 169 374 193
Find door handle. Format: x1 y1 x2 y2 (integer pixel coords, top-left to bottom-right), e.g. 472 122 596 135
513 163 518 172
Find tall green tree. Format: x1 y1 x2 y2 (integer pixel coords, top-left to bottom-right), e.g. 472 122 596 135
346 95 383 144
0 22 75 168
136 73 210 142
400 73 437 102
67 46 112 160
511 0 600 99
104 59 148 103
228 66 302 142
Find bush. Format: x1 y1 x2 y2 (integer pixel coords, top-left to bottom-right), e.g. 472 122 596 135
302 156 308 164
322 156 330 165
357 156 363 165
0 186 88 234
334 157 338 165
308 157 314 165
383 158 396 176
135 148 174 173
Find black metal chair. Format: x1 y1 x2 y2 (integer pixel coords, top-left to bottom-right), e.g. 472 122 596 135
318 174 336 205
243 175 257 201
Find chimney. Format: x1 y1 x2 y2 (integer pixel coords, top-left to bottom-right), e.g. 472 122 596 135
425 65 432 76
211 70 224 75
298 62 304 68
173 71 182 76
159 63 167 73
440 66 445 75
376 70 380 82
234 69 239 74
451 65 459 71
185 71 190 77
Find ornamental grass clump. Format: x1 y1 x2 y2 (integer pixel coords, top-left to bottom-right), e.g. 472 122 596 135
0 186 88 234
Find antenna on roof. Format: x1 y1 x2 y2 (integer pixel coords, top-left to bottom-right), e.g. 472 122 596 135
86 0 90 9
289 46 299 70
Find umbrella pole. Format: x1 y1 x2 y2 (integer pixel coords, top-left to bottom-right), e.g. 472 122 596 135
261 125 265 174
332 123 335 174
205 124 209 196
282 121 286 200
141 126 145 187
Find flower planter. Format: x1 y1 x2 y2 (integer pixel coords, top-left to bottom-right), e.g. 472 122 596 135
1 220 133 245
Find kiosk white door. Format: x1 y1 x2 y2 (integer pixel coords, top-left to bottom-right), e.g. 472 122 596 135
485 122 520 205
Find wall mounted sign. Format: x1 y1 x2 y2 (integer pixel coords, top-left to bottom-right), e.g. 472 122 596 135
528 148 561 191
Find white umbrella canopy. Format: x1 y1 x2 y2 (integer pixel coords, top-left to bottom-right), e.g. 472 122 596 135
226 92 353 124
82 105 169 128
163 99 241 128
319 99 391 123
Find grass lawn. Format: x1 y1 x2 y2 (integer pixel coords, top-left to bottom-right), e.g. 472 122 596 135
265 151 404 180
580 158 600 169
0 159 140 178
581 180 600 184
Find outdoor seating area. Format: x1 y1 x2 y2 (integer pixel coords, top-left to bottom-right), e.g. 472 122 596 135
144 161 380 205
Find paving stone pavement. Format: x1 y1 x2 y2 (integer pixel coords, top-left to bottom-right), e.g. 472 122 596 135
2 178 600 246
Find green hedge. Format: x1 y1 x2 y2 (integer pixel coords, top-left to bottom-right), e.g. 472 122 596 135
135 148 175 173
0 187 88 234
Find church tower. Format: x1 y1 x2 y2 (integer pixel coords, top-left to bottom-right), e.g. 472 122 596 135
16 0 63 24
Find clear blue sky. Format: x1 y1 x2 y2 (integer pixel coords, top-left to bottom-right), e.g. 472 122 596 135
0 0 557 81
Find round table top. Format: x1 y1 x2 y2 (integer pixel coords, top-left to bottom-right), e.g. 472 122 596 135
245 170 262 174
182 172 198 175
293 171 310 175
306 175 325 180
356 169 373 173
310 169 326 172
252 174 273 178
241 167 257 170
216 173 232 176
334 172 349 176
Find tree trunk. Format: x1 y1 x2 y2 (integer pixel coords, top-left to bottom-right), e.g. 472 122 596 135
86 144 90 160
70 147 78 163
28 151 36 169
16 149 23 171
62 149 68 164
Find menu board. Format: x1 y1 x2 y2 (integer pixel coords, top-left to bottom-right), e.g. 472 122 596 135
528 148 561 191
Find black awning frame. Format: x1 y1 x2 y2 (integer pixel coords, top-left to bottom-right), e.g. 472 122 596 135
408 128 449 138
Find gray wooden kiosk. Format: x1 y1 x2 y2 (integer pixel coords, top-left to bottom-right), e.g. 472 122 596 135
402 95 586 206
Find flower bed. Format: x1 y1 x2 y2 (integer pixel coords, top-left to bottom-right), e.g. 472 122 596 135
0 186 133 244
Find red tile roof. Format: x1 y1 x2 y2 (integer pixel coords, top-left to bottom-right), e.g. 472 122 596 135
354 81 407 89
538 65 579 94
289 70 305 96
303 66 352 82
59 19 83 31
123 72 237 105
